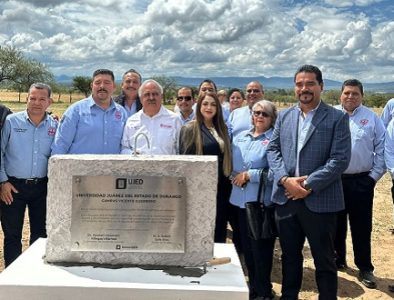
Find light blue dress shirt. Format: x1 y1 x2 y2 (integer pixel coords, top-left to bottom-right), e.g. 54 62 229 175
381 98 394 127
229 128 273 208
176 110 195 125
227 106 253 140
0 111 58 181
335 104 385 181
385 119 394 178
51 97 127 154
295 104 319 176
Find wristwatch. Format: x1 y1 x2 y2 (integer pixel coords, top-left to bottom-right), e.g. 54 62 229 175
303 180 312 192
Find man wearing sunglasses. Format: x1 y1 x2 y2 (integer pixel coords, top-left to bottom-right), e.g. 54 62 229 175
175 87 195 125
227 81 265 139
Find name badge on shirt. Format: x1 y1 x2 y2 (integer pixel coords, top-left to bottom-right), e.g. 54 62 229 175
160 123 173 129
13 128 27 133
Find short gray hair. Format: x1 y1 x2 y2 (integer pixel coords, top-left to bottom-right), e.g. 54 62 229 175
138 79 163 97
28 83 52 98
252 100 278 128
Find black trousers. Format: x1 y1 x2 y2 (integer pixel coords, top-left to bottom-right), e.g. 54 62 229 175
0 179 47 267
334 174 375 272
276 200 337 300
234 205 276 298
214 175 232 243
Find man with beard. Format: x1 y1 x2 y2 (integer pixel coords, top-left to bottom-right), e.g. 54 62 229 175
227 81 264 139
121 79 182 155
267 65 351 299
113 68 142 118
51 69 127 154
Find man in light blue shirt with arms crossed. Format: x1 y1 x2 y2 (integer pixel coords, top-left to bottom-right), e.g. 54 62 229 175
51 69 127 154
0 83 57 267
334 79 385 289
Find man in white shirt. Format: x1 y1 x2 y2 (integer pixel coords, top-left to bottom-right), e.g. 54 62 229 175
121 79 182 155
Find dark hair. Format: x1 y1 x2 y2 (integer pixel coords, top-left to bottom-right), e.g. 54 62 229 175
92 69 115 81
198 79 217 93
122 68 142 82
341 79 364 96
294 65 323 85
177 86 195 99
228 88 245 99
28 82 52 98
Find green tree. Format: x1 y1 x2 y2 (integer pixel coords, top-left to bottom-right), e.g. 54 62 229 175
151 75 177 104
0 45 24 84
323 90 341 106
12 59 54 102
72 76 91 97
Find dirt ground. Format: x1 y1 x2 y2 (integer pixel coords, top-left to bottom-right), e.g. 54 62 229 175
0 174 393 299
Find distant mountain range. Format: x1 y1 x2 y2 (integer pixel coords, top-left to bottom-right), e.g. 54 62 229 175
56 75 394 93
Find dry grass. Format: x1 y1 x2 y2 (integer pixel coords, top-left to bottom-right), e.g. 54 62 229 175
0 91 393 299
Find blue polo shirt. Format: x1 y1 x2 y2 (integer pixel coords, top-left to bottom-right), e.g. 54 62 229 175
51 97 127 154
0 111 58 181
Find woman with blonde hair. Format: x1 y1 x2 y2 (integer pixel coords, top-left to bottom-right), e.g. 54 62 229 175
179 92 232 243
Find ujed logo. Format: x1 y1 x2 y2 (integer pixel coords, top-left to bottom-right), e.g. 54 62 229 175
116 178 127 189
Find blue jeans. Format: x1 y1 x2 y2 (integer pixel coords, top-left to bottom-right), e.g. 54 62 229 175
0 179 47 267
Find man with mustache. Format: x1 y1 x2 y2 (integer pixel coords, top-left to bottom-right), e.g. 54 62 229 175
334 79 385 289
267 65 351 299
121 79 182 155
114 68 142 118
51 69 127 154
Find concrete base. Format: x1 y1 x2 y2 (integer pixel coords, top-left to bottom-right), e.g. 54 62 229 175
0 239 248 300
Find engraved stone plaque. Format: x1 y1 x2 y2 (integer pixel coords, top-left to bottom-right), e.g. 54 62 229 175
70 175 186 253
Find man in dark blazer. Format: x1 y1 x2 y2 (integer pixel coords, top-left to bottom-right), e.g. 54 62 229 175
267 65 351 299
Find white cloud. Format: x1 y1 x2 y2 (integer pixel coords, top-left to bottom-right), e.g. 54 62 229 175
0 0 393 82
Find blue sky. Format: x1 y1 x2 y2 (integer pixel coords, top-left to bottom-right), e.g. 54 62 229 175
1 0 393 83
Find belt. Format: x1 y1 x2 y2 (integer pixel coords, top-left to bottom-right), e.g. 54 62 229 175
341 172 369 179
8 176 48 185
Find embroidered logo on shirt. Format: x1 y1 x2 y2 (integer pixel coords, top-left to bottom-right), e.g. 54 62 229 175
262 139 270 145
360 119 369 126
115 111 122 120
160 124 173 129
48 127 57 136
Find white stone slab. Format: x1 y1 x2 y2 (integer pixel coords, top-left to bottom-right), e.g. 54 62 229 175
45 155 217 267
0 239 248 300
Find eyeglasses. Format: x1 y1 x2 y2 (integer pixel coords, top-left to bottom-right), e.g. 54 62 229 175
253 111 270 118
177 96 192 101
246 89 262 93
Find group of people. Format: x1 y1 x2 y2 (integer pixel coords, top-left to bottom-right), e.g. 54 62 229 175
0 64 393 299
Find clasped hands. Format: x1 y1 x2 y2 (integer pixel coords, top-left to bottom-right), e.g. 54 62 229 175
282 175 311 200
231 171 250 188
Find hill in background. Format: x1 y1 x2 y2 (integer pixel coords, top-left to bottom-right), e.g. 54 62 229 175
56 75 394 93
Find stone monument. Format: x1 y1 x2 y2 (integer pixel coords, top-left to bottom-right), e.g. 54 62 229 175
45 154 218 267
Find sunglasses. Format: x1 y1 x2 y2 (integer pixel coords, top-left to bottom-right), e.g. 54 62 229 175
177 96 192 101
253 111 270 118
246 89 261 93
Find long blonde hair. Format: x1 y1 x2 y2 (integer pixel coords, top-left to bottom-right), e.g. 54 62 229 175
181 92 232 176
